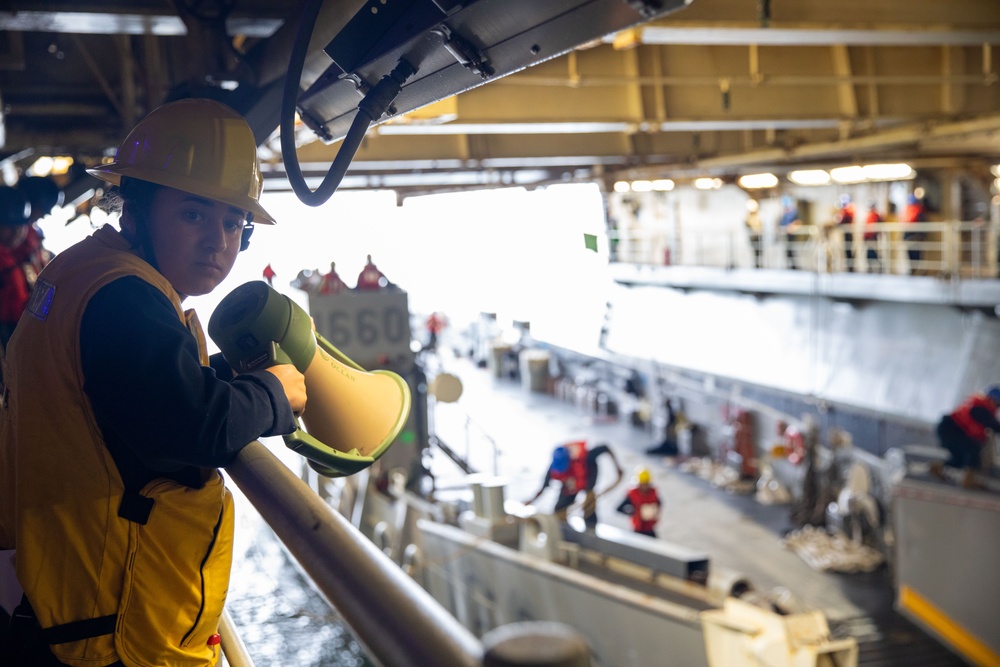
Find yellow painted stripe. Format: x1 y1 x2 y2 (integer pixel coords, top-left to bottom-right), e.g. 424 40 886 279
899 585 1000 667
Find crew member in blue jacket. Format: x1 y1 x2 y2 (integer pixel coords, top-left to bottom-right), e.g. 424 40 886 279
526 440 624 529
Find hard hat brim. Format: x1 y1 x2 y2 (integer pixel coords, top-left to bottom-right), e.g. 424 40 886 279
87 163 276 225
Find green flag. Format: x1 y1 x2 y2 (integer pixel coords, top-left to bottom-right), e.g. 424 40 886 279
583 233 598 252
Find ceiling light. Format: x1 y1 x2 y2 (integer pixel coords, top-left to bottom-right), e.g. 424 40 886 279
737 173 778 189
50 156 74 175
992 165 1000 178
28 156 54 177
861 163 914 181
630 180 653 192
377 122 632 135
694 177 722 190
613 181 631 193
830 166 866 184
652 179 674 191
788 170 831 186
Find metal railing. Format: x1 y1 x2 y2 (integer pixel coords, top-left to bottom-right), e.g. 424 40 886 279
608 220 999 278
225 441 590 667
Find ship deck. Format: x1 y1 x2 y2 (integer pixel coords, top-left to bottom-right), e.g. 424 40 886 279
427 350 971 667
223 347 975 666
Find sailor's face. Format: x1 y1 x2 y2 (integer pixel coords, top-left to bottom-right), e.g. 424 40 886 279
144 187 247 299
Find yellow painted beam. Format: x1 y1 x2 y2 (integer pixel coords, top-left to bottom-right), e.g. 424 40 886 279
899 585 1000 667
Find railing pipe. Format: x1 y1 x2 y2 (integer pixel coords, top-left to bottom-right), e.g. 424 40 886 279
227 441 483 667
220 608 256 667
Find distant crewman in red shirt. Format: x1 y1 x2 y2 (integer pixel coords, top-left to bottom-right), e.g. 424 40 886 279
425 311 447 350
0 186 53 348
319 261 349 295
356 254 388 290
617 468 662 537
932 387 1000 489
262 263 276 286
863 200 882 272
834 193 856 271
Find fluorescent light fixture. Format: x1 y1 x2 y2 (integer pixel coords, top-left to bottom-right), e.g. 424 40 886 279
614 181 631 193
28 156 54 177
636 26 1000 47
694 177 723 190
788 170 831 186
377 122 631 135
652 179 675 191
992 165 1000 178
737 173 778 189
27 154 75 177
830 165 866 184
861 163 913 181
51 156 74 175
631 180 654 192
658 119 844 131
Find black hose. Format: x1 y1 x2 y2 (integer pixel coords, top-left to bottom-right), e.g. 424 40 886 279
281 0 416 207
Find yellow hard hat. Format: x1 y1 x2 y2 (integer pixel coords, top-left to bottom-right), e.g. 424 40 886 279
87 99 275 224
637 468 652 485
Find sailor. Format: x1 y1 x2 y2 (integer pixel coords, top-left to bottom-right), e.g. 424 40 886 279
617 468 663 537
356 254 388 290
319 261 349 295
931 386 1000 490
0 99 307 666
262 262 277 286
425 311 447 351
525 440 624 529
0 186 52 349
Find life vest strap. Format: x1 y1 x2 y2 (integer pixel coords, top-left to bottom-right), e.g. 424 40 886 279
43 613 118 645
16 594 117 645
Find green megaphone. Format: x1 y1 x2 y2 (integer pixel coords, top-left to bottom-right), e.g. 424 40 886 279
208 281 411 477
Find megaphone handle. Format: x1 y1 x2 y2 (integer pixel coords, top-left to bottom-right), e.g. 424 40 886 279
314 333 367 372
283 422 373 476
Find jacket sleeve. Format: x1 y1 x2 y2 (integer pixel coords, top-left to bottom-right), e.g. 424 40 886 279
81 277 297 471
970 405 1000 432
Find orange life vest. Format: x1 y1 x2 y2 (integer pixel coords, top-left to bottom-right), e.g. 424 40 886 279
950 394 999 443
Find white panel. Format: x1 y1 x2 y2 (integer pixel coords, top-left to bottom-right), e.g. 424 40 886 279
604 284 1000 423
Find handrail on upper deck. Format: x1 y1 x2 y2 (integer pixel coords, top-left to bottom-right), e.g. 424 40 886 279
608 220 999 279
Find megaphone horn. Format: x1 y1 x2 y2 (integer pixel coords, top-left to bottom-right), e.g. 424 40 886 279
207 281 411 477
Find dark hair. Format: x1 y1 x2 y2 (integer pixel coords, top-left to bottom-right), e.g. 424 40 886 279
16 176 64 216
95 177 161 217
0 186 30 227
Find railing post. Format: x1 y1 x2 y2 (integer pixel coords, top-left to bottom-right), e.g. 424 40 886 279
482 622 591 667
227 441 484 667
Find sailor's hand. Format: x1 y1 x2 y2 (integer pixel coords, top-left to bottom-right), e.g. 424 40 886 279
266 363 307 415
